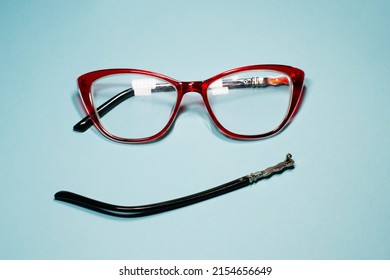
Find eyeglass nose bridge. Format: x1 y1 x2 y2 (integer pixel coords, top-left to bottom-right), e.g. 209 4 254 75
181 81 204 95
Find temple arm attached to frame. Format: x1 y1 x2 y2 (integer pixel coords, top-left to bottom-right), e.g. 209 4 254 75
223 76 289 89
73 76 289 133
73 88 134 132
73 84 176 132
54 154 294 218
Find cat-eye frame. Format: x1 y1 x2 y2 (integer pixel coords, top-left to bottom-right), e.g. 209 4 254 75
74 65 304 143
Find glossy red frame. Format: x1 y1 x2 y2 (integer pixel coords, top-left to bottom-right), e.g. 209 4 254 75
77 65 305 143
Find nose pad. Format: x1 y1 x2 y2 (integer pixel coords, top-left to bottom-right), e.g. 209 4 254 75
175 92 213 132
179 92 206 115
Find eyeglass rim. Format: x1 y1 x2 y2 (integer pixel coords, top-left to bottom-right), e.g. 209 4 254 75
77 64 305 143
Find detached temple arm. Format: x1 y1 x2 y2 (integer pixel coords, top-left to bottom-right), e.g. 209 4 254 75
74 76 289 133
55 154 294 218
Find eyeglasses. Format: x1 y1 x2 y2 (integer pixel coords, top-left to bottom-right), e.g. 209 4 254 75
74 65 305 143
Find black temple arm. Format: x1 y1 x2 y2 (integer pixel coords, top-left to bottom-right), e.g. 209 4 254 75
73 88 134 132
55 177 249 218
54 154 294 218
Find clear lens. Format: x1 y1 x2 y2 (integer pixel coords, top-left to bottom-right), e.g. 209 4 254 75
91 74 177 139
206 70 292 135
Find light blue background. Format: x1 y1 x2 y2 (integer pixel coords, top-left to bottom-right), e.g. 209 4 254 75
0 0 389 259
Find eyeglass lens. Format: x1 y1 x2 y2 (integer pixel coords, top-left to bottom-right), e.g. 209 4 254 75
91 74 178 139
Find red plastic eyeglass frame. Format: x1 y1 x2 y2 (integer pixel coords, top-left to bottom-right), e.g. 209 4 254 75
76 64 305 143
